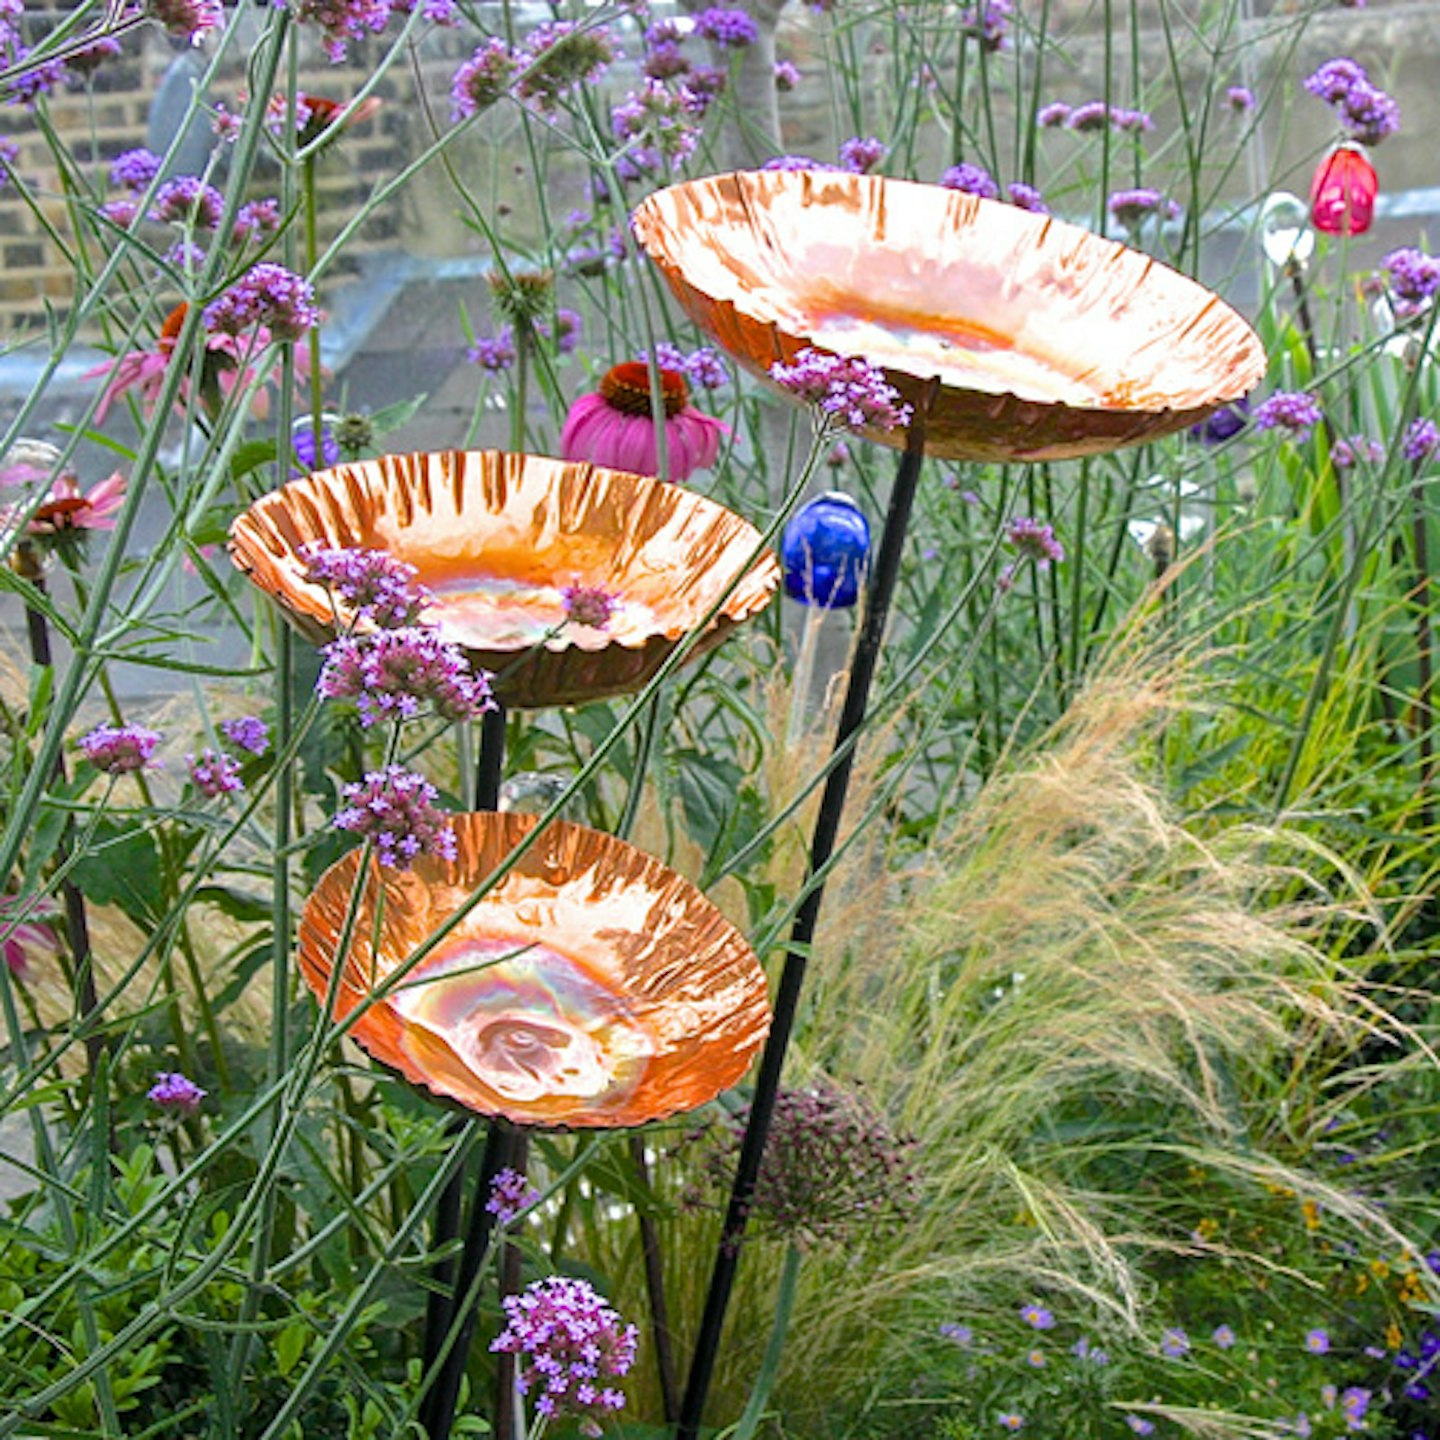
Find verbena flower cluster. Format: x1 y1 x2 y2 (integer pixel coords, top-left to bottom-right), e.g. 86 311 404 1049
318 626 495 726
80 724 162 776
486 1167 540 1223
941 162 1000 200
203 263 319 343
1107 187 1181 229
1304 57 1400 145
1044 100 1154 134
770 349 913 433
187 748 244 798
700 1083 919 1247
147 1071 206 1114
332 766 457 869
561 584 617 631
1006 516 1066 568
693 7 758 48
959 0 1011 52
839 135 887 174
490 1276 638 1433
220 715 270 755
639 341 728 391
1253 391 1322 439
1401 417 1439 464
301 543 434 627
1380 247 1440 317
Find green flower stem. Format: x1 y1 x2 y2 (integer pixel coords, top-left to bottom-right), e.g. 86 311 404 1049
730 1243 803 1440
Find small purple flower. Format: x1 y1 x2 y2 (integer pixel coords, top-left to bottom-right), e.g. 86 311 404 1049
1305 58 1368 106
1305 1328 1331 1355
148 1070 206 1114
187 748 244 798
1212 1324 1237 1349
1006 181 1048 213
486 1167 540 1223
1402 417 1440 464
941 162 1000 200
234 198 282 241
998 1414 1023 1432
1006 517 1065 567
1125 1419 1155 1437
466 327 517 373
1160 1327 1190 1358
1293 1415 1312 1439
1381 247 1440 315
150 176 224 230
1305 58 1399 145
515 21 616 110
450 37 519 121
318 627 495 727
110 147 162 192
960 0 1011 51
220 716 269 756
1340 1388 1370 1430
1068 100 1111 132
1110 106 1154 133
1331 434 1384 470
80 724 162 776
538 308 583 356
770 348 913 432
164 240 207 271
561 583 617 631
762 154 831 172
693 6 758 47
839 135 888 175
644 40 689 80
490 1276 638 1428
293 423 340 472
773 59 800 91
1108 187 1181 229
1226 85 1256 113
1025 1348 1045 1368
1191 397 1249 444
1253 391 1322 439
940 1322 973 1346
1036 101 1071 127
145 0 222 43
0 137 17 189
332 766 457 870
1020 1303 1055 1330
301 543 434 628
203 263 319 343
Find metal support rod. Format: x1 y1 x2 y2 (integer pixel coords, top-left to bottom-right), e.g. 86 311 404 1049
629 1133 681 1422
676 422 928 1439
421 701 508 1440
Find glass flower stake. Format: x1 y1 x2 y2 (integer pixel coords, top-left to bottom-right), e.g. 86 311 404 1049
297 812 772 1128
228 449 779 709
630 169 1265 1440
1310 144 1378 237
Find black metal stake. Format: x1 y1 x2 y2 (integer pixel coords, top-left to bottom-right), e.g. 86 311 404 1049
492 1131 530 1440
676 421 928 1439
419 701 508 1440
629 1133 681 1421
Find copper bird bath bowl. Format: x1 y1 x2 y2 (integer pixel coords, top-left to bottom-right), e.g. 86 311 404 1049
632 169 1267 1440
298 811 771 1130
631 169 1266 460
229 449 780 709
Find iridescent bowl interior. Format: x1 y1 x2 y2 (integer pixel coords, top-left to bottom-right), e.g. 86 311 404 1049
228 449 779 708
631 170 1267 461
296 812 772 1129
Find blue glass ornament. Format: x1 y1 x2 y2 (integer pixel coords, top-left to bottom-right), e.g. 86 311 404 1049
781 492 871 609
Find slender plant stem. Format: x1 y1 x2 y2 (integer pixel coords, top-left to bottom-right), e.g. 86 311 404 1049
732 1244 803 1440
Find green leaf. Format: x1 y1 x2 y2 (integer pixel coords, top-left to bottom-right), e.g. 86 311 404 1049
275 1320 308 1378
70 820 167 926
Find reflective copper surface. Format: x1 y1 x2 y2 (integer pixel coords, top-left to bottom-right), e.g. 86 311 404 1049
228 450 779 708
631 171 1267 461
297 812 772 1129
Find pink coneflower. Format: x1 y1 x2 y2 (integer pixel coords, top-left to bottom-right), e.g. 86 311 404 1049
560 361 727 483
0 895 59 979
5 471 127 539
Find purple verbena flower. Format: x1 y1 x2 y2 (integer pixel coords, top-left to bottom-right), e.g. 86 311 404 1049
187 748 244 797
762 154 832 172
450 37 519 121
516 22 616 110
466 327 517 373
110 147 162 192
80 724 162 775
332 766 457 870
1226 85 1256 113
1006 181 1048 213
301 543 434 627
203 263 319 342
486 1167 540 1223
693 6 758 47
644 40 689 80
1107 187 1180 229
1006 517 1065 567
1068 100 1111 132
490 1277 638 1428
1253 391 1322 439
1036 101 1071 127
293 423 340 472
150 176 224 230
145 0 223 43
164 239 207 271
1110 106 1154 133
642 343 729 391
561 583 617 631
318 627 495 726
148 1070 206 1114
1191 397 1249 444
1330 434 1384 470
940 162 1000 199
1305 58 1399 145
1401 416 1439 463
839 135 887 174
773 59 800 91
220 715 269 756
538 308 583 356
1305 58 1367 105
960 0 1011 51
234 197 282 241
1381 247 1440 315
770 348 913 432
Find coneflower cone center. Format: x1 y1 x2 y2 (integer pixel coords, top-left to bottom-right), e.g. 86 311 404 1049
600 362 689 419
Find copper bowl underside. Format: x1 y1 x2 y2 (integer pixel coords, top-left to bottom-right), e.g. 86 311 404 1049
298 812 772 1129
631 170 1267 462
228 450 780 708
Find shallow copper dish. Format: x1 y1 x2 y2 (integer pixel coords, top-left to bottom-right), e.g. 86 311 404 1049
631 171 1266 461
298 812 771 1129
228 450 779 708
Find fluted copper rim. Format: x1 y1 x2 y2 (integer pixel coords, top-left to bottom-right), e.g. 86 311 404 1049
297 812 771 1129
227 449 780 708
631 170 1267 461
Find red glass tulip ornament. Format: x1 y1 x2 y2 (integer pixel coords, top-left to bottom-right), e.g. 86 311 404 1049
1309 144 1377 236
